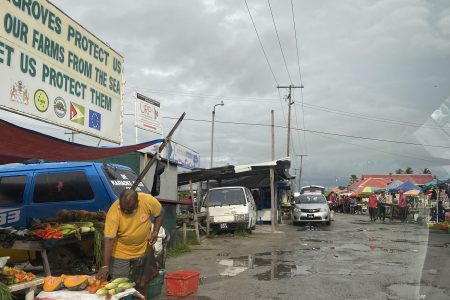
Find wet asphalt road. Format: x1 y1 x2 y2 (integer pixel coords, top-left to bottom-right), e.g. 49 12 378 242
160 213 450 300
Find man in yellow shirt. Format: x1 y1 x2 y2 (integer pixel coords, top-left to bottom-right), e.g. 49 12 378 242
97 189 164 296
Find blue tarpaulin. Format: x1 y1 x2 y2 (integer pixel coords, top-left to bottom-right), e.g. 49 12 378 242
389 180 422 193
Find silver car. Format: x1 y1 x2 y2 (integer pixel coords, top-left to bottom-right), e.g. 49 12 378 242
293 194 331 225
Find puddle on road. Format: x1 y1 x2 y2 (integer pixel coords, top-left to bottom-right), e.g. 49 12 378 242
254 263 299 281
211 250 316 283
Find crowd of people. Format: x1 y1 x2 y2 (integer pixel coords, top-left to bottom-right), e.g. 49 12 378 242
327 186 450 223
326 190 408 223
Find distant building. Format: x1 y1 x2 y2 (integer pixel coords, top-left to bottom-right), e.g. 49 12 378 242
361 174 434 186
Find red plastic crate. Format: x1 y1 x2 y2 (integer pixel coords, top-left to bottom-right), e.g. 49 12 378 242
165 270 200 297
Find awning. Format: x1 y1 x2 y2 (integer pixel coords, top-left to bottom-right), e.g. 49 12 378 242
178 158 292 187
0 119 163 164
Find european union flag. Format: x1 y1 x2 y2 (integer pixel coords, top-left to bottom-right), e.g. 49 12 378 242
89 109 101 131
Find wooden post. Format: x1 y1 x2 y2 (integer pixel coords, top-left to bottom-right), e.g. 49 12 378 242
183 222 187 244
198 181 209 236
270 167 276 232
190 179 201 244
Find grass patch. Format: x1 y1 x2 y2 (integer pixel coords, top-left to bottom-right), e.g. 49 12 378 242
207 230 250 239
167 243 191 258
233 230 250 237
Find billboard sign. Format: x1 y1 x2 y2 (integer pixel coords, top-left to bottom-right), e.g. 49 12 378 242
0 0 124 143
135 92 162 134
168 141 200 169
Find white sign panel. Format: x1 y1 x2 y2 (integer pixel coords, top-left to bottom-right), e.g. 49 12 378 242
168 141 200 169
0 0 124 143
135 92 162 134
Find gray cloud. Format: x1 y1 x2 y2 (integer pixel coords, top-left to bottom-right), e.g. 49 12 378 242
5 0 450 188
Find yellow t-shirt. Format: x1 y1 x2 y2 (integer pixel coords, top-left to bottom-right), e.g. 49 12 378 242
104 192 162 259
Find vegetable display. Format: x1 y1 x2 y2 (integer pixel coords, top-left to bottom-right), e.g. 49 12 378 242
43 275 65 292
63 275 89 291
2 266 36 284
96 277 135 296
0 282 13 300
86 277 108 294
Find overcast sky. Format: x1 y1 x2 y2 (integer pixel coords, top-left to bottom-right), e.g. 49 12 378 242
3 0 450 188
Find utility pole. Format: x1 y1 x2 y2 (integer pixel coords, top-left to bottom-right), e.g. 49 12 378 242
271 110 275 161
277 85 303 157
297 154 308 190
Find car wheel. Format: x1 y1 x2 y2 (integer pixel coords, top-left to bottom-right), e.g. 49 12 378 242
326 221 331 225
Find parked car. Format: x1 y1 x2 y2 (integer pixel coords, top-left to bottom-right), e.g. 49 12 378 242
0 161 150 228
292 193 331 225
203 186 257 232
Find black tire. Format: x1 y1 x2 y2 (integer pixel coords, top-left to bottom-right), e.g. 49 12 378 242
326 221 331 225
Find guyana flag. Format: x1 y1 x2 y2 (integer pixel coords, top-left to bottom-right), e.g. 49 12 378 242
70 102 85 125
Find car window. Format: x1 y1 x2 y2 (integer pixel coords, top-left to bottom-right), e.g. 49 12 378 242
0 175 26 206
206 188 246 206
33 172 94 203
295 194 327 204
102 165 151 196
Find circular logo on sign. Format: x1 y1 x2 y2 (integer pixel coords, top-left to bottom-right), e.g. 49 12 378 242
53 97 67 118
34 89 49 112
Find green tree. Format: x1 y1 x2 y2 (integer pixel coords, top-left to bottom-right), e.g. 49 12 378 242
421 168 431 174
405 167 413 174
395 169 404 174
349 174 359 184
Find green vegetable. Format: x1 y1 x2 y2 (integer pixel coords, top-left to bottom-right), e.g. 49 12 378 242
96 288 109 295
80 227 91 233
117 282 135 289
108 288 123 295
111 277 129 284
104 282 118 289
0 282 13 300
93 229 103 268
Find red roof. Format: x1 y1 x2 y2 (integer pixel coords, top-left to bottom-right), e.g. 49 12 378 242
361 174 433 185
0 119 162 164
349 178 390 191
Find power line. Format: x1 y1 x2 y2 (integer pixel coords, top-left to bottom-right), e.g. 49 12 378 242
161 116 450 150
242 0 287 128
290 0 303 86
310 131 448 164
123 87 439 130
267 0 293 84
289 0 308 155
243 0 279 86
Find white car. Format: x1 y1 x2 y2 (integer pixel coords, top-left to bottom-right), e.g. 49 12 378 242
292 193 331 225
203 186 257 232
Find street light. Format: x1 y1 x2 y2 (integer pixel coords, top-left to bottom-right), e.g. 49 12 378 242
210 100 224 168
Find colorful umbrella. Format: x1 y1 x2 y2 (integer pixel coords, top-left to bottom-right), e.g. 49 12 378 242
404 189 420 196
355 186 376 196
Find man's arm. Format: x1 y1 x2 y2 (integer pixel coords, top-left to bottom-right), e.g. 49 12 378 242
148 207 164 245
96 238 115 280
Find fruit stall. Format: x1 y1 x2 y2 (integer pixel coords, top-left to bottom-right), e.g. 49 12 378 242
36 275 143 299
0 209 107 276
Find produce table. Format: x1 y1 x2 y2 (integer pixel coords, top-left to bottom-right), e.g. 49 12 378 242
6 240 51 276
0 232 97 276
9 278 44 300
36 288 143 300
